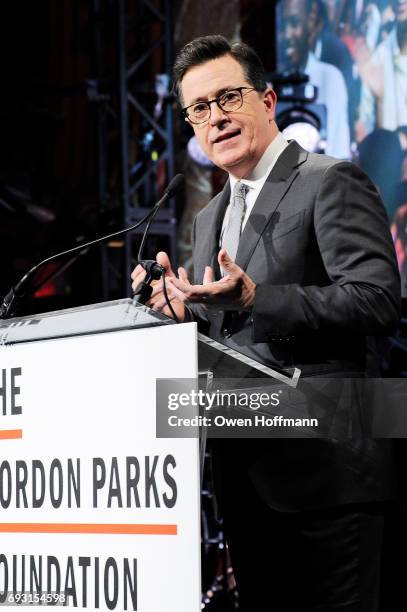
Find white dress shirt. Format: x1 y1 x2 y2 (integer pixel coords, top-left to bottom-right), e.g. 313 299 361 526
360 28 407 134
220 132 289 247
305 52 351 160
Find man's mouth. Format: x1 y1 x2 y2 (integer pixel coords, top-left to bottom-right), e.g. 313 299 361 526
284 43 296 57
212 129 241 144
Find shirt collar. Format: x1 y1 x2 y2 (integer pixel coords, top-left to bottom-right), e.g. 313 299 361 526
305 51 316 73
229 131 288 193
314 39 322 60
388 27 401 58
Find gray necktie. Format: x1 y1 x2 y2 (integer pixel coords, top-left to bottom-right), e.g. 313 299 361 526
222 181 249 263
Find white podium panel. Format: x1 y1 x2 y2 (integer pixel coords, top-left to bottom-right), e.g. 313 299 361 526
0 323 200 612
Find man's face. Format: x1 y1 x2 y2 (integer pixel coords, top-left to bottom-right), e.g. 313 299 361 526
393 0 407 23
180 55 276 178
322 0 344 29
281 0 310 69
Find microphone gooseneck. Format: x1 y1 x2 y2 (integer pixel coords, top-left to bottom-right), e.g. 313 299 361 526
0 174 185 319
133 174 184 322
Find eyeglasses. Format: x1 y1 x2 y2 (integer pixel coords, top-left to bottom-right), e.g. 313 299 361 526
181 87 256 125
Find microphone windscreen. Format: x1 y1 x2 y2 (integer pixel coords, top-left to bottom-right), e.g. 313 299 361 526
165 173 184 197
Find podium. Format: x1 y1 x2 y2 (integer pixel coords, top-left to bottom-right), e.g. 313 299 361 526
0 299 201 612
0 298 302 610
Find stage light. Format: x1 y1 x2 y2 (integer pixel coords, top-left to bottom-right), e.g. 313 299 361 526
187 136 215 168
276 104 327 153
271 71 327 153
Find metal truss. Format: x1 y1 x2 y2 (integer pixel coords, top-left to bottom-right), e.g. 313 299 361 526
92 0 176 299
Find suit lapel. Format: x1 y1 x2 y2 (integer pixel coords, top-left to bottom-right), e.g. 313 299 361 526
199 180 230 279
235 140 308 271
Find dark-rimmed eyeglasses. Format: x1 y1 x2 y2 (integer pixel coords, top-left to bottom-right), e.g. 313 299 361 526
181 87 256 125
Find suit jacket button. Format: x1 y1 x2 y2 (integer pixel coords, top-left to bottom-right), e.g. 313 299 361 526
221 328 231 338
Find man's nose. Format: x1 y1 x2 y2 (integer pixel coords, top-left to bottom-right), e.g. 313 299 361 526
284 24 294 39
208 102 229 127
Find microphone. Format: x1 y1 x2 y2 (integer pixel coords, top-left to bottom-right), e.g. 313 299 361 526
133 174 184 306
137 173 184 261
0 174 184 319
164 173 184 198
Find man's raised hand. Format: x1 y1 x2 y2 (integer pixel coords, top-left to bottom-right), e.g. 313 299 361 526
167 249 256 310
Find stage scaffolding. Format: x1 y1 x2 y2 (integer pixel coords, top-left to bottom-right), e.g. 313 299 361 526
92 0 176 300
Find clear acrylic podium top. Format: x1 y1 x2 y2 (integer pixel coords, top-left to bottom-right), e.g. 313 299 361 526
0 297 300 387
0 298 173 345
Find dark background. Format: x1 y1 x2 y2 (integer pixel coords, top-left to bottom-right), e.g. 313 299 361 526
0 1 276 316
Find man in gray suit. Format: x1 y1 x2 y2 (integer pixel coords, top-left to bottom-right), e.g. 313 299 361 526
131 35 401 611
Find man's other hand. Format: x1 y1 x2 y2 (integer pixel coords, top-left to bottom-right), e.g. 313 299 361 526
168 249 256 310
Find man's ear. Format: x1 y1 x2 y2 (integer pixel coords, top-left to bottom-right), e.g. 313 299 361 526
263 87 277 119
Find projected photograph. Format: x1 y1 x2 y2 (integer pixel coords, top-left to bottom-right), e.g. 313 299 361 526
275 0 407 277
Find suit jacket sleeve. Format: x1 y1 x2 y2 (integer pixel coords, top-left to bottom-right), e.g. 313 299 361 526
184 215 210 333
252 161 401 340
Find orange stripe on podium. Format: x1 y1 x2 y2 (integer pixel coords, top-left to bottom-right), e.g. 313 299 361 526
0 429 22 440
0 523 177 535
